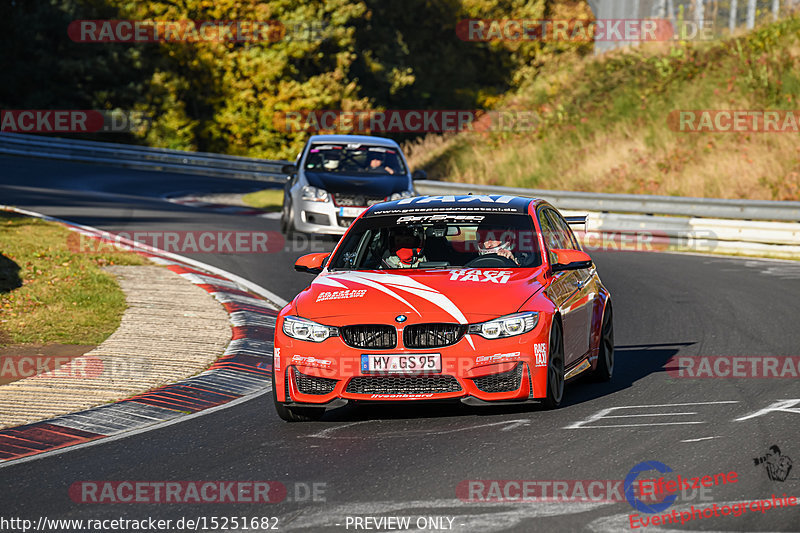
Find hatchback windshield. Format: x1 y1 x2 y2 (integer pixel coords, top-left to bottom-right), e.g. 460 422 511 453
329 213 542 270
304 143 406 175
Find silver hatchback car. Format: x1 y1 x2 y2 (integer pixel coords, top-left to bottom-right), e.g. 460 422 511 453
280 135 426 236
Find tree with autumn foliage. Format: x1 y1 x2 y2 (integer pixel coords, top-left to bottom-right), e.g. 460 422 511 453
0 0 595 159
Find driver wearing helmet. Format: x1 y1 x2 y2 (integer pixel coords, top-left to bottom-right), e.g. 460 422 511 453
367 151 396 174
476 223 519 265
383 226 427 269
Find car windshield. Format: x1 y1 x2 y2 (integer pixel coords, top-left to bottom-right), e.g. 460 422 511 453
329 213 541 270
304 143 406 175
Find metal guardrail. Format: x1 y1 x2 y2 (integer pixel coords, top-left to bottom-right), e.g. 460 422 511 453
416 181 800 257
414 181 800 222
583 212 800 245
1 132 799 227
589 0 799 55
0 132 289 183
558 210 800 258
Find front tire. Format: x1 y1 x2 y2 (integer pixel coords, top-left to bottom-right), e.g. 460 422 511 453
280 198 296 238
272 372 325 422
590 303 614 382
542 319 565 409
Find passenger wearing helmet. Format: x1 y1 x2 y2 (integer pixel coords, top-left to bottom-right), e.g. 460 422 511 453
322 157 340 171
383 226 427 268
476 222 519 265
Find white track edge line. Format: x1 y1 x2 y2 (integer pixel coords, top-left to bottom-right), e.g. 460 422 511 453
0 387 270 469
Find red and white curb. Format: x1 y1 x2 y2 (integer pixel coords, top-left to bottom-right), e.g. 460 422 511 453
0 206 285 466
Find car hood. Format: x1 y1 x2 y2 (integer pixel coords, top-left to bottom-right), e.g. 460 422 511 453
303 171 409 196
294 268 547 324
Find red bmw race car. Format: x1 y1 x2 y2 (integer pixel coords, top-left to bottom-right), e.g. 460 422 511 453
272 195 614 421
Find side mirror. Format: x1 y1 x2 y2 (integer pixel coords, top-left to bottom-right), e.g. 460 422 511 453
412 169 427 181
282 164 296 175
294 252 329 274
550 249 593 273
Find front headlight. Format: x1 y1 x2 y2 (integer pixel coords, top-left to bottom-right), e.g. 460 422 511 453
389 190 415 201
301 186 329 202
282 316 339 342
468 312 539 339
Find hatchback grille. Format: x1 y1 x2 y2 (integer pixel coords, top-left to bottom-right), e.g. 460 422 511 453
346 375 462 395
293 368 338 395
471 363 524 393
332 194 386 207
340 325 397 349
403 323 466 348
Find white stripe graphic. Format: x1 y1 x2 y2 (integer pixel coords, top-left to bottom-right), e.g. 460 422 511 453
323 272 475 348
328 274 422 317
312 277 350 289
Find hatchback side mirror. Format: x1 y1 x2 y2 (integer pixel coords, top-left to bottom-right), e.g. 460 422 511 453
412 169 427 181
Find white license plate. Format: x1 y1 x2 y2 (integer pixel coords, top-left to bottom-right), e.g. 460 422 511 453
361 354 441 373
339 207 367 218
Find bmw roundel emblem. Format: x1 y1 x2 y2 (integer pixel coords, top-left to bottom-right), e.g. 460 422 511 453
395 315 407 323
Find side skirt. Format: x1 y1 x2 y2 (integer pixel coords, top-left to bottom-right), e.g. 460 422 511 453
565 356 592 381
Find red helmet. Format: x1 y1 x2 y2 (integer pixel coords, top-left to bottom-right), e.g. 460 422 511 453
390 226 425 265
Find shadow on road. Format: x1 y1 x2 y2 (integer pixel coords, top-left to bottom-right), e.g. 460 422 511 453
563 342 697 407
305 341 698 423
0 254 21 294
0 251 22 345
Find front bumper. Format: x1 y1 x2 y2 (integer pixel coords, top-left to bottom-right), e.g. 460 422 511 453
274 329 550 407
290 195 365 236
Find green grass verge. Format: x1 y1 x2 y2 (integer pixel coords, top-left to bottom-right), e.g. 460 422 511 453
0 212 149 346
405 16 800 201
241 189 284 211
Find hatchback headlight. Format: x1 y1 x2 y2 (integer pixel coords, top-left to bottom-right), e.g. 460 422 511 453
282 316 339 342
389 190 415 201
301 186 329 202
468 312 539 339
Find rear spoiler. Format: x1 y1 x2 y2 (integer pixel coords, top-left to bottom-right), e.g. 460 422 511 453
564 216 587 226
